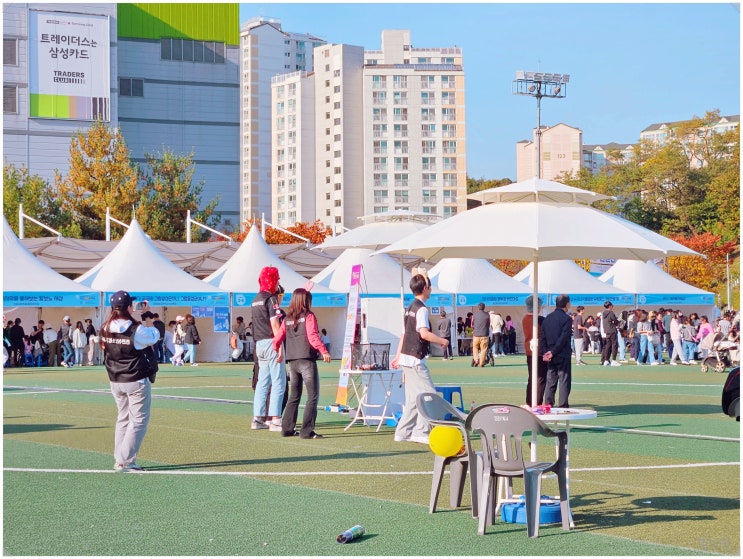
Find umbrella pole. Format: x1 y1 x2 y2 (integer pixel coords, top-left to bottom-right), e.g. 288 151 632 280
531 254 539 409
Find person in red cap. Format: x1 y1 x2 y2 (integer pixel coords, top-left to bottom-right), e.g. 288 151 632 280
99 290 160 472
251 266 286 431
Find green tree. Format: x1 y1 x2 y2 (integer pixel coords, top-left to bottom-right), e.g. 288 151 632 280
466 176 512 195
54 120 140 239
137 149 220 242
2 164 62 236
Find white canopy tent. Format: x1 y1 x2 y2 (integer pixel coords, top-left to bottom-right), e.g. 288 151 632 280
514 260 635 314
204 226 347 358
427 258 532 355
75 219 229 362
3 216 99 329
599 259 716 316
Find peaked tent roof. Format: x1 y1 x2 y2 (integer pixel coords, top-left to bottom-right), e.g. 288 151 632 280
428 258 530 306
599 259 715 307
75 219 228 306
3 217 99 307
204 227 346 307
514 259 634 307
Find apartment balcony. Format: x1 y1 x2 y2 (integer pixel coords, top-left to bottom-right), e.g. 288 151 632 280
393 148 409 155
443 164 457 171
373 196 389 204
373 181 387 188
422 164 436 171
422 148 435 154
373 164 387 171
443 130 456 138
394 165 409 171
443 180 456 187
373 148 388 155
443 148 457 154
422 130 434 138
393 131 408 138
443 196 457 204
422 196 437 203
395 196 409 203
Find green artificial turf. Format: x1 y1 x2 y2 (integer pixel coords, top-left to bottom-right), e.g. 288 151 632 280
3 356 739 555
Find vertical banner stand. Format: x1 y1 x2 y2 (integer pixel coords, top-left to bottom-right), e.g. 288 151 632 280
335 264 363 406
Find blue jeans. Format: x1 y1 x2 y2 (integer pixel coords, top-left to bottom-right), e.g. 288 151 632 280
62 340 73 364
682 341 696 362
253 338 286 418
184 343 197 364
618 334 626 361
639 335 657 364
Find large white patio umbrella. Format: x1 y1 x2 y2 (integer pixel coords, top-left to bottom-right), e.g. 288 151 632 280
377 178 700 406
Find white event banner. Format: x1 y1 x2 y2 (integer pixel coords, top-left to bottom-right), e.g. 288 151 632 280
28 10 110 121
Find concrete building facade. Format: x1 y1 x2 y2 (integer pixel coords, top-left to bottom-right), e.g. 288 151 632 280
516 123 582 181
239 17 326 225
3 3 241 232
3 3 118 184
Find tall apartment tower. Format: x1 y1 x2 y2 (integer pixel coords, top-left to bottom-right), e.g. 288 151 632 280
239 17 326 225
314 43 365 233
362 30 467 220
516 123 582 181
271 71 316 228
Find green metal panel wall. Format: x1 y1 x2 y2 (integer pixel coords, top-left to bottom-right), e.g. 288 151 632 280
117 4 238 45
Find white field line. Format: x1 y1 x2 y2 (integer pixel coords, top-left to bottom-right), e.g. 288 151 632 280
4 461 739 477
5 385 739 442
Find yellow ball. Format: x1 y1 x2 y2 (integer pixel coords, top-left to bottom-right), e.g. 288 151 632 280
428 425 465 458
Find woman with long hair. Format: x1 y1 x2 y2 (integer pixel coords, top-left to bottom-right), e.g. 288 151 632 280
171 316 186 366
182 314 201 367
695 315 715 359
272 288 330 439
100 291 159 472
72 321 87 367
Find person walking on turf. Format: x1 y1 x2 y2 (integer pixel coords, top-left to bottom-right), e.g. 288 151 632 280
391 269 449 444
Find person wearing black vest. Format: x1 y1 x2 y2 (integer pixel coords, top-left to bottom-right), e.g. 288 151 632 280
391 270 449 445
251 266 286 431
272 288 330 439
100 290 159 472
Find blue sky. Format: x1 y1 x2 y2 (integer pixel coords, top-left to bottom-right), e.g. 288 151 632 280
238 2 740 181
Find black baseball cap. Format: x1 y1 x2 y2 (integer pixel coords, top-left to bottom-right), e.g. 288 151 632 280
110 290 136 308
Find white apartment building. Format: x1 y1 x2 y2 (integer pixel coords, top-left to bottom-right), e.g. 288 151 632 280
362 30 467 221
313 43 365 233
271 71 316 228
516 123 582 181
582 142 634 174
240 17 326 225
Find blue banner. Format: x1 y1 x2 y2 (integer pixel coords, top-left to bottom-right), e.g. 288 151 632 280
231 292 346 308
105 292 229 307
213 307 230 333
3 291 99 307
191 306 214 319
548 293 634 307
455 293 529 307
637 293 715 306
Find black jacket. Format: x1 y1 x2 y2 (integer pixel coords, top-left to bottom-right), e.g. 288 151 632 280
539 308 573 359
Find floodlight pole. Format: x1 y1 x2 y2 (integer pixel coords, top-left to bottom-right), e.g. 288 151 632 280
513 71 569 179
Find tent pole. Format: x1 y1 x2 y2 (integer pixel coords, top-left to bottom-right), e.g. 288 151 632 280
531 254 539 410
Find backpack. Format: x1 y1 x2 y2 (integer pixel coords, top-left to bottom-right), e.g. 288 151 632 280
721 366 740 420
230 333 238 349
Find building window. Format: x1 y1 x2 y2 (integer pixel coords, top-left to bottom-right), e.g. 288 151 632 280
393 75 407 89
119 78 144 97
3 84 17 114
3 38 17 65
334 183 342 191
161 38 225 63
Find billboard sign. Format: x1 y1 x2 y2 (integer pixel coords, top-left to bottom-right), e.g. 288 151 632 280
28 10 110 120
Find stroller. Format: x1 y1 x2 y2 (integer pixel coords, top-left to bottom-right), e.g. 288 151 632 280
700 332 740 374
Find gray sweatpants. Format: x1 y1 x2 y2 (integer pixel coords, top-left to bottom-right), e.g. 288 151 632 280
110 378 151 466
395 361 436 440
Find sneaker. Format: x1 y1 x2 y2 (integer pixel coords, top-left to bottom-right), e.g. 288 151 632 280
282 430 299 437
251 418 268 430
114 463 143 472
268 419 283 432
619 359 628 364
393 435 411 442
190 363 199 367
575 361 585 366
670 362 678 366
650 362 659 366
300 432 324 439
578 360 588 365
410 434 430 445
681 361 690 365
689 360 697 365
603 361 610 366
448 357 454 360
61 361 69 368
611 361 621 367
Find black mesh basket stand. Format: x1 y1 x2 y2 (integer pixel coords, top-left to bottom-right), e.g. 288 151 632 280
351 343 390 371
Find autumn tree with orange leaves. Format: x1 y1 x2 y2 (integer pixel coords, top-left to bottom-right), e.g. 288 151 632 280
234 219 332 245
667 232 738 307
